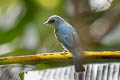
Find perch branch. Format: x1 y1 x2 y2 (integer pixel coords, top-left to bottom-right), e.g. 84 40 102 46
0 51 120 65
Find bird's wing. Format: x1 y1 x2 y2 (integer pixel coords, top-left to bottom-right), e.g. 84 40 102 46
58 31 81 53
71 32 82 52
59 34 73 50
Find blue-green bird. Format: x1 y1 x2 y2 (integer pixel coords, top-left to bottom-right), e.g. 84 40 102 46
44 15 85 72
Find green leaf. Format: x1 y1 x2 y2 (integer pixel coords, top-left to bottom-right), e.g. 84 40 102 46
19 72 24 80
0 49 35 57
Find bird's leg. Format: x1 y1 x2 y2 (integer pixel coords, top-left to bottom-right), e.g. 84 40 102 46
62 49 68 54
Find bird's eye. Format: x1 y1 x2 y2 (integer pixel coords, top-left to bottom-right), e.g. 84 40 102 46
48 20 55 23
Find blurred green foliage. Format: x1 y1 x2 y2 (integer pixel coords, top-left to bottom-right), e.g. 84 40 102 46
0 0 119 57
0 0 67 57
19 72 24 80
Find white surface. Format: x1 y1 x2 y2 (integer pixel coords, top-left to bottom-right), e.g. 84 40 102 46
89 0 113 11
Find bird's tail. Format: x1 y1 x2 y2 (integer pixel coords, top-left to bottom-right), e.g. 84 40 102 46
71 50 85 72
71 32 85 72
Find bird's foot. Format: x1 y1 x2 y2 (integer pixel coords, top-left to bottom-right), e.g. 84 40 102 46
62 49 68 54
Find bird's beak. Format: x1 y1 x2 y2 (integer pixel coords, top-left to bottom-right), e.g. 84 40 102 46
43 21 49 24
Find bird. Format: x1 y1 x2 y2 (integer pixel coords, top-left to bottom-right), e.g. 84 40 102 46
44 15 85 72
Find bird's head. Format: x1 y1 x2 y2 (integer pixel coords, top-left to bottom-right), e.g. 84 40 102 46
44 15 65 28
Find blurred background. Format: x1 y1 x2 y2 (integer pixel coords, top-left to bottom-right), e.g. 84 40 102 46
0 0 120 56
0 0 120 80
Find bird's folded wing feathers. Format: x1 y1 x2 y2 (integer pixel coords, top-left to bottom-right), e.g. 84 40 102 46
71 32 82 53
